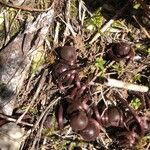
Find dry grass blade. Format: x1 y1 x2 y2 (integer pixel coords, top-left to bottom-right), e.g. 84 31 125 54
16 69 47 124
30 97 60 150
133 15 150 38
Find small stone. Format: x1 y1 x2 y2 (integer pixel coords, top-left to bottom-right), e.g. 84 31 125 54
0 122 25 150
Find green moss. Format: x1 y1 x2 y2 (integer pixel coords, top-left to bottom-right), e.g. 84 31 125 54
129 98 141 110
95 57 106 77
148 48 150 55
70 0 78 18
95 57 106 71
112 63 125 76
111 20 126 30
135 44 150 55
30 46 45 75
133 3 140 10
55 140 70 150
133 73 141 82
136 135 150 150
85 10 104 31
42 113 57 136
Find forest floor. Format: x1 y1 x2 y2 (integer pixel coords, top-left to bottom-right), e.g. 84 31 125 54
0 0 149 150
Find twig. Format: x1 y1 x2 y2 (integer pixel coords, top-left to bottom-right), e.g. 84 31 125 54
146 142 150 150
62 0 73 44
19 98 60 149
54 22 60 45
31 97 60 131
79 0 82 21
0 113 33 127
30 118 43 150
41 137 47 150
79 0 92 16
105 78 149 92
58 16 76 37
133 15 150 38
3 11 9 46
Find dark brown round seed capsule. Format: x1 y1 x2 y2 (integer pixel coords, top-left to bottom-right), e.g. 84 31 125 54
113 42 131 57
107 42 134 62
108 107 123 127
79 118 101 141
60 46 77 64
70 111 88 131
101 106 123 127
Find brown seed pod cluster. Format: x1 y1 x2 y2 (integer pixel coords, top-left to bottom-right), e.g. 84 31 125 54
66 94 102 141
106 42 135 63
53 46 80 92
53 45 149 148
